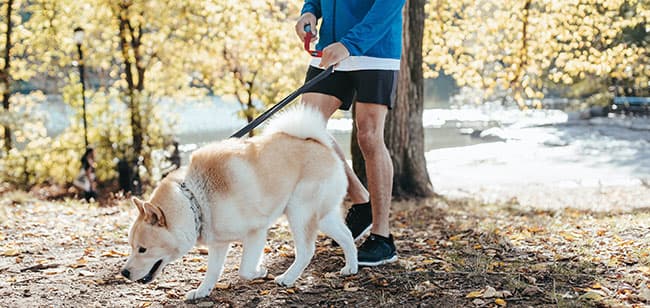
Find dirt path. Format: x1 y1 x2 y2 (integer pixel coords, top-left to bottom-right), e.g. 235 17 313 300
0 191 649 307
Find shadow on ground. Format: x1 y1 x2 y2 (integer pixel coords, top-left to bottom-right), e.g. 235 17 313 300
0 192 648 307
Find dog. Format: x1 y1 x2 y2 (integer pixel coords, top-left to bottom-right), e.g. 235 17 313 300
121 105 358 300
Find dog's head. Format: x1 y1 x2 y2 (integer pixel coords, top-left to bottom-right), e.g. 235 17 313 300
121 186 194 283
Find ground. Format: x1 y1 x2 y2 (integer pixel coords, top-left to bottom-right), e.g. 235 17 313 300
0 190 648 307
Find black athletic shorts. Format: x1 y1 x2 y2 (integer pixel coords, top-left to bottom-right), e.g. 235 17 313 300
304 66 399 111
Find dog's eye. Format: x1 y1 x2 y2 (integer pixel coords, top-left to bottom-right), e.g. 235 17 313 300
138 247 147 253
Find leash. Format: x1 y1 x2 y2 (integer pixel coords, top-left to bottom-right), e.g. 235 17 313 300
230 24 331 138
304 24 322 57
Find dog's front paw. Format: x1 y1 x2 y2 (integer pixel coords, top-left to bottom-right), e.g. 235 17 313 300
274 273 296 287
186 288 210 301
340 264 358 276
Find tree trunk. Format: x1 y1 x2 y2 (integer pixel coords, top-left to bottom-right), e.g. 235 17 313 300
512 0 531 107
117 2 144 159
2 0 14 153
384 0 434 198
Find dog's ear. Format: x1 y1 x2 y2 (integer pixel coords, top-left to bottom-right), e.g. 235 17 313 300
131 197 145 216
142 202 167 227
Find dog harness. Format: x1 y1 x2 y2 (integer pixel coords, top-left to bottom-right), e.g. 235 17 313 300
179 182 203 240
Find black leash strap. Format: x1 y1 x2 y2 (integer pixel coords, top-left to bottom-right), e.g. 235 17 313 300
230 65 334 138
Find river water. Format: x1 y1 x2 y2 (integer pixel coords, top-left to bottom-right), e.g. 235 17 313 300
40 95 493 163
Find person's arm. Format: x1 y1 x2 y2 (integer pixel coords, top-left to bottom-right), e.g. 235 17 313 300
301 0 322 19
339 0 405 56
296 1 320 42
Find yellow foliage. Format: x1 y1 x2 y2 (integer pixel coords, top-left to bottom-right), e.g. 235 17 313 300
424 0 649 102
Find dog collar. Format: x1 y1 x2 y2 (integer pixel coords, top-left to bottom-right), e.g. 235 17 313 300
179 182 203 240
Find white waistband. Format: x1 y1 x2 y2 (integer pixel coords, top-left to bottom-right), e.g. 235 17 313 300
310 56 400 71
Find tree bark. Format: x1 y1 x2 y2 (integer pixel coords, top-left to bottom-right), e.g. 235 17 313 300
384 0 434 198
2 0 14 153
117 2 144 159
512 0 531 107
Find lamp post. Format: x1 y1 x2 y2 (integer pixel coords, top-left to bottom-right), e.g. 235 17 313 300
73 27 88 149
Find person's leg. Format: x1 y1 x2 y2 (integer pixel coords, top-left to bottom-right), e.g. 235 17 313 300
302 93 369 205
353 102 397 266
353 103 392 237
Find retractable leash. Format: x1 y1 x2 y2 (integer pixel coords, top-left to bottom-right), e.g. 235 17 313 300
304 24 323 57
230 24 331 138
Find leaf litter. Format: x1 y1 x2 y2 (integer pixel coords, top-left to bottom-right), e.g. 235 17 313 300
0 191 648 307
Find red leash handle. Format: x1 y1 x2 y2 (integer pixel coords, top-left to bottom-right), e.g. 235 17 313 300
304 24 322 57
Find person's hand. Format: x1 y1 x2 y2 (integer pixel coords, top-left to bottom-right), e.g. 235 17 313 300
295 13 317 42
319 42 350 68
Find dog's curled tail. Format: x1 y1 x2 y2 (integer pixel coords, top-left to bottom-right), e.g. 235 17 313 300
263 104 331 147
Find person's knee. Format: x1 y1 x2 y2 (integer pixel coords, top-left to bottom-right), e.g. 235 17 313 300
356 128 385 157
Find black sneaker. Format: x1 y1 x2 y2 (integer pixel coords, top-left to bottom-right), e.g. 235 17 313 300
333 202 372 247
357 233 398 267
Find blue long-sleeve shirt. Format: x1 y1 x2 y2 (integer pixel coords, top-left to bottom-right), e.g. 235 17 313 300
301 0 405 60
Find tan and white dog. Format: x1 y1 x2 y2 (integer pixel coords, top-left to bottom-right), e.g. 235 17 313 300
121 105 358 300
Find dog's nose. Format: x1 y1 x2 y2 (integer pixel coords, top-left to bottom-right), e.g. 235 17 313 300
121 268 131 279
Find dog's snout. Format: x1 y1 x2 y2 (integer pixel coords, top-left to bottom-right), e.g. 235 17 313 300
121 268 131 279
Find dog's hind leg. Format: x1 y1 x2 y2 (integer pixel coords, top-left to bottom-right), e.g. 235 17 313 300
274 211 318 287
239 228 268 280
186 242 230 300
319 210 358 276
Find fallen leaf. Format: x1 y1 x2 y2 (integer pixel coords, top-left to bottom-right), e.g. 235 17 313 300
215 282 230 289
343 282 359 292
579 290 604 301
639 286 650 301
522 285 542 296
43 268 65 275
559 231 577 242
79 270 95 277
495 298 506 306
69 257 88 268
448 233 465 241
499 290 513 298
259 289 270 295
101 249 129 257
1 249 20 257
638 266 650 276
21 263 60 272
483 286 498 298
197 248 208 255
324 272 337 278
197 266 207 273
466 290 484 298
